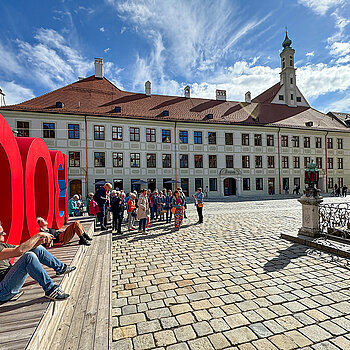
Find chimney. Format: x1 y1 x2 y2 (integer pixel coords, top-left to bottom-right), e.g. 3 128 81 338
94 58 103 79
184 85 190 98
145 81 151 96
245 91 251 104
216 89 226 101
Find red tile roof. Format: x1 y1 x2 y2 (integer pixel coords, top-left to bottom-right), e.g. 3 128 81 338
1 75 348 131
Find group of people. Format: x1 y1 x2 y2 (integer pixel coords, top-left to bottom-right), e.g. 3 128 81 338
0 184 204 304
333 184 348 197
68 194 85 217
86 183 205 234
0 217 93 303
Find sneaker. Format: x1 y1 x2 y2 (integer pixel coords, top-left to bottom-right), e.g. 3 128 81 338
56 264 77 276
83 233 92 241
45 285 69 301
79 236 91 246
129 228 135 231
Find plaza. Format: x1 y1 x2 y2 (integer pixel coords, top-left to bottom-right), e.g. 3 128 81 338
112 197 350 350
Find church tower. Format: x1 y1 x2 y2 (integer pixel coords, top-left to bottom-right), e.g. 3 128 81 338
271 31 309 108
280 32 297 107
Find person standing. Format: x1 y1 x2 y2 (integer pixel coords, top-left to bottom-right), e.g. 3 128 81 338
137 189 149 234
172 190 184 231
111 191 123 234
95 183 112 230
193 187 204 224
177 187 187 219
127 193 137 231
165 190 173 223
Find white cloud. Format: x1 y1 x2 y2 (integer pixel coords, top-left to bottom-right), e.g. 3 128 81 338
100 27 105 32
328 94 350 111
337 55 350 63
0 81 35 105
298 0 345 15
329 41 350 56
104 62 124 90
12 28 92 90
306 51 314 57
109 0 271 80
104 47 110 53
120 27 126 34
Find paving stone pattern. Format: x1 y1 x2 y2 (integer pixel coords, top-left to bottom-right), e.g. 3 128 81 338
112 197 350 349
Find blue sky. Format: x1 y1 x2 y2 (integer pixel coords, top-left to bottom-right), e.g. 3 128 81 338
0 0 349 112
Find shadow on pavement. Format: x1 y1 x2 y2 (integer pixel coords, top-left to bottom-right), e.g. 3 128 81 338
263 243 309 272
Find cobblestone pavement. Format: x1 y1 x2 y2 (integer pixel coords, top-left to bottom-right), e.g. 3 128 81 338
112 197 350 350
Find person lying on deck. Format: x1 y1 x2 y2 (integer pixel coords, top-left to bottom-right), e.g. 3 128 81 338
0 223 75 302
37 217 92 246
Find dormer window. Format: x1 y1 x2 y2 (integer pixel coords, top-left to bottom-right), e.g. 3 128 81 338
114 106 121 113
279 95 284 101
163 110 169 116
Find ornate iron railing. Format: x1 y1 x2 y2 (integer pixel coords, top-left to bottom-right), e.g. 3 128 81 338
319 202 350 238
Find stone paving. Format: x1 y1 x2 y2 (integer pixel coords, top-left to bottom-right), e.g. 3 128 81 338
112 197 350 350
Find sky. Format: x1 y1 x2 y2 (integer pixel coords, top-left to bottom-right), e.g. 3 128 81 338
0 0 350 113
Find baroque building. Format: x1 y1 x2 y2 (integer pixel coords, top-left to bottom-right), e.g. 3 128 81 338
1 33 349 197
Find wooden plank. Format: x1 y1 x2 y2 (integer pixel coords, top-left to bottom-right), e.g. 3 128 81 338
94 239 111 350
60 238 100 350
78 254 104 349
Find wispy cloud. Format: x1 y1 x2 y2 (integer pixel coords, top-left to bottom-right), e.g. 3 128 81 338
107 0 272 96
306 51 314 57
298 0 345 15
100 27 105 32
104 47 110 53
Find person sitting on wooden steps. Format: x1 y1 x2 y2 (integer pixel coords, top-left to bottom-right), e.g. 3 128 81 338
0 222 75 302
37 217 92 246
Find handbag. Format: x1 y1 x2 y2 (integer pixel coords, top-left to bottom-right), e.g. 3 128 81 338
197 203 203 208
131 209 137 217
171 207 176 214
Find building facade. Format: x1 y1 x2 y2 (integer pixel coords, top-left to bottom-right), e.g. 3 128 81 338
1 34 350 198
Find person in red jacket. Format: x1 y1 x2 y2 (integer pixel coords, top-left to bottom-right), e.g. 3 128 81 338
127 193 137 231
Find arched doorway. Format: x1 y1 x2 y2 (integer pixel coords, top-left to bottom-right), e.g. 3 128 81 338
70 179 82 198
224 178 236 196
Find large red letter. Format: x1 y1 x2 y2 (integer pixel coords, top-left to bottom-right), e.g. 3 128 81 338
50 150 68 229
0 113 24 245
17 138 54 240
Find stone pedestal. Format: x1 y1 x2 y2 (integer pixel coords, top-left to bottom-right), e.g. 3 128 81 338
298 188 323 237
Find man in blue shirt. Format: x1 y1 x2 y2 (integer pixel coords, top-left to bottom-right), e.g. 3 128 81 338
193 187 204 224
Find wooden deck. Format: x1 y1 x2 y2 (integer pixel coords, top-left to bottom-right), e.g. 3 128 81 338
49 229 111 350
0 220 111 350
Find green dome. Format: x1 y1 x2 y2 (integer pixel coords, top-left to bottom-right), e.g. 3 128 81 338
282 31 292 49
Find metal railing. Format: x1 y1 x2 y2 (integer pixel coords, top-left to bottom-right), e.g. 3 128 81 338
319 202 350 239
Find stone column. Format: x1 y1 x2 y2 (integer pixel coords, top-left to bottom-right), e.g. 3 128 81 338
298 189 323 237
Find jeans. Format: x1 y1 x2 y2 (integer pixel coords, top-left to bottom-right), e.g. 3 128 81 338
151 206 158 220
98 202 107 227
139 218 147 232
166 208 172 222
112 212 122 233
0 245 64 302
196 205 203 223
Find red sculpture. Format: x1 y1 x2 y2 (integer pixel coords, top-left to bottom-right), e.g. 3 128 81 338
0 113 68 244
